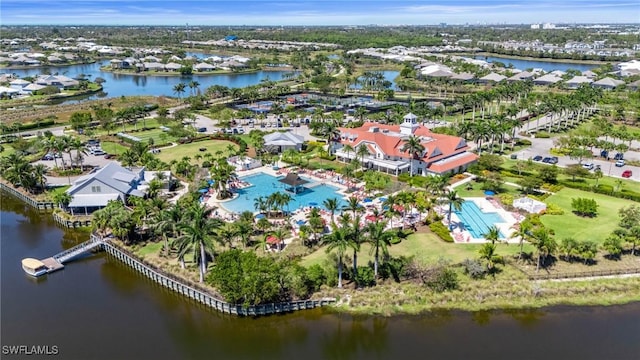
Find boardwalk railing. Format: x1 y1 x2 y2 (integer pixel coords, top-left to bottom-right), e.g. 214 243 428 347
517 266 640 281
100 236 335 316
52 212 92 229
54 236 104 264
0 183 56 210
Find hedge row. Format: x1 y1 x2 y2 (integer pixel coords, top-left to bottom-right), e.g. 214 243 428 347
429 221 454 243
559 180 640 202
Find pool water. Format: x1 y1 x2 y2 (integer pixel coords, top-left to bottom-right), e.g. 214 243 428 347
221 172 345 213
454 201 506 239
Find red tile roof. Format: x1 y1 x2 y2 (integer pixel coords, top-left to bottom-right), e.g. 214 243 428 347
338 122 470 163
428 153 479 173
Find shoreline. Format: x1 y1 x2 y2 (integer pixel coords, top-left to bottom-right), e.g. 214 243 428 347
3 178 640 316
100 67 294 77
1 60 98 70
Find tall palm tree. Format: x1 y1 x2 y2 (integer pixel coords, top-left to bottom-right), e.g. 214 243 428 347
355 144 370 169
188 80 200 96
510 220 532 261
176 203 223 282
445 190 463 230
342 196 362 218
341 143 354 162
365 220 394 279
323 224 352 288
400 135 425 176
31 163 48 192
173 83 186 100
531 228 557 272
323 197 340 226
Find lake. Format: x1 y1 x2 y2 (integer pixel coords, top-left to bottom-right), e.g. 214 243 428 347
3 58 296 99
475 56 598 72
2 193 639 360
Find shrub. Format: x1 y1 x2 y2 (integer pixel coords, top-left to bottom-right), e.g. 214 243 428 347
534 131 550 138
305 264 327 291
423 265 459 292
517 138 532 146
461 258 486 279
354 266 376 287
571 197 599 217
544 203 565 215
497 193 514 207
378 256 412 282
429 221 454 242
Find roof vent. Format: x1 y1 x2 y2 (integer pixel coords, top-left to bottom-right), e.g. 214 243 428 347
370 126 379 133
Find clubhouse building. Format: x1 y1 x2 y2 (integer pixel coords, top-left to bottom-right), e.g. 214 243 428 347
334 114 478 176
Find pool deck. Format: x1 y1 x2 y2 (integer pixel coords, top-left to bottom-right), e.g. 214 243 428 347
446 197 522 244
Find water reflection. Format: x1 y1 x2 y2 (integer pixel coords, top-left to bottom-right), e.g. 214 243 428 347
321 315 389 359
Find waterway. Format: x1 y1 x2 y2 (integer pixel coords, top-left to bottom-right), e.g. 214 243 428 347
475 55 598 72
3 59 296 100
2 194 639 359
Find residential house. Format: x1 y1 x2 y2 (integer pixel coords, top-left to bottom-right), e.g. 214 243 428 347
507 71 534 82
449 72 475 83
164 62 182 71
194 62 216 72
35 75 79 89
9 78 30 91
591 77 625 90
334 114 478 176
627 79 640 91
564 76 593 89
477 72 506 85
532 73 563 86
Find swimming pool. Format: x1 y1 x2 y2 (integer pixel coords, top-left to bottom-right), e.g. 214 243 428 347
221 172 345 213
454 201 506 239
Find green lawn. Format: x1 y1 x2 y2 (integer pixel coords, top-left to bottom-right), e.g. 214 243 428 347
541 188 635 244
155 139 237 163
0 143 15 157
135 242 163 257
101 141 128 155
300 231 531 268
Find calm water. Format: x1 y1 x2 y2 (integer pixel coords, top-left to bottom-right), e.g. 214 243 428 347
475 56 598 72
454 200 506 239
4 58 295 99
2 194 640 360
221 172 345 213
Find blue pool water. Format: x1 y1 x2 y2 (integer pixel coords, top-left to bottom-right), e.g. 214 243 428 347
454 201 506 239
221 172 345 213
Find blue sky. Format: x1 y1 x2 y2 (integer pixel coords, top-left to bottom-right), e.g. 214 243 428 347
1 1 638 26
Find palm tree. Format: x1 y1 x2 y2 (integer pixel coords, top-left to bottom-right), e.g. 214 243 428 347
365 220 394 279
341 143 354 162
510 220 532 261
31 164 48 192
69 138 87 171
531 228 557 272
478 242 502 273
483 225 502 245
445 190 463 230
52 191 72 210
270 227 287 251
400 135 425 176
173 83 186 100
342 196 362 218
188 80 200 96
323 225 352 288
323 197 340 226
176 203 223 282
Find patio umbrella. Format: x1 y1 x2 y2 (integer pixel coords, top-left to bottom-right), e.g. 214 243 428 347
255 214 266 219
198 188 208 193
378 197 387 202
266 236 279 244
363 198 373 203
296 220 306 226
484 190 496 196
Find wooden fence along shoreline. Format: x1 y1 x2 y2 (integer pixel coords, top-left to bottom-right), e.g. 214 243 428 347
98 235 335 316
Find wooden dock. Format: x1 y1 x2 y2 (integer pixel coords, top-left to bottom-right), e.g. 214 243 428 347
40 257 64 273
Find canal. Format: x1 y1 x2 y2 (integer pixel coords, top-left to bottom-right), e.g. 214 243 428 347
1 194 639 359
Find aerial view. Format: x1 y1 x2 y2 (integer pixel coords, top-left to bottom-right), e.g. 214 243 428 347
1 0 640 359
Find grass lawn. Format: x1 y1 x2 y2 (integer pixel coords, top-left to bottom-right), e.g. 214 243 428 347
300 230 532 268
456 182 521 198
0 143 15 157
541 188 636 244
155 139 237 163
133 128 178 145
101 141 128 155
135 242 164 257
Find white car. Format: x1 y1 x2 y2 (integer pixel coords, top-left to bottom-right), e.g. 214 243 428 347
582 163 594 170
615 160 625 167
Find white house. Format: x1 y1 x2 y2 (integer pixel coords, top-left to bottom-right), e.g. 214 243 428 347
263 131 305 153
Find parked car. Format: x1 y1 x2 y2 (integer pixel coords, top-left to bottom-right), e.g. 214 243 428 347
237 128 245 134
42 153 54 161
594 165 601 171
615 160 625 167
622 170 632 178
549 157 559 164
542 157 552 163
582 163 594 170
92 150 106 156
614 153 624 161
600 150 609 159
104 154 114 159
533 155 543 161
197 127 207 133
